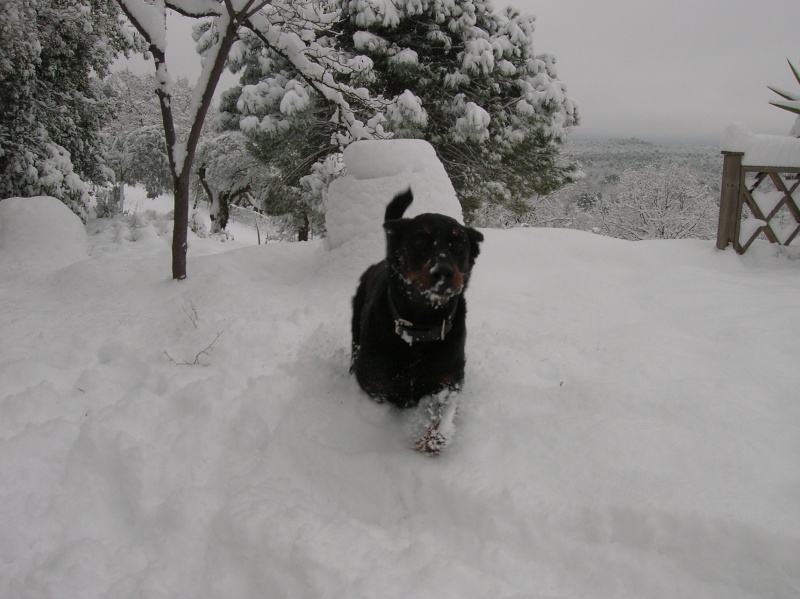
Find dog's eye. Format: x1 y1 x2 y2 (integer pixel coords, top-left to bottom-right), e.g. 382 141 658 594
411 233 430 250
449 235 466 250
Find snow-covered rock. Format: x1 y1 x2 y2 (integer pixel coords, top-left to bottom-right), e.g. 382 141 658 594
0 196 88 274
325 139 463 250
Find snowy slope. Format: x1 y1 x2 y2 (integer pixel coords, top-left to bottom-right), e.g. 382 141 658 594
1 191 799 598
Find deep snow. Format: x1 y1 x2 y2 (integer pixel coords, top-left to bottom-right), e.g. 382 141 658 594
1 186 799 598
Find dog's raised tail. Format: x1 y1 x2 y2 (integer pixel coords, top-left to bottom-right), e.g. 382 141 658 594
385 189 413 221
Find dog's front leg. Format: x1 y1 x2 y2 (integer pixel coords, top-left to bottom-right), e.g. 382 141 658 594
412 388 460 455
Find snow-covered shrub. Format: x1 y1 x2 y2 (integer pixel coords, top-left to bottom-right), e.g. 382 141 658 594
595 164 717 241
192 132 258 234
325 139 462 249
94 186 122 218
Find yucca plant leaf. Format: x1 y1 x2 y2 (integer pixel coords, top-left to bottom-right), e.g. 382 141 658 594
788 59 800 87
767 85 797 102
768 100 800 116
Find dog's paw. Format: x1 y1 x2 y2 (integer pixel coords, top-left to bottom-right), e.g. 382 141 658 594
414 425 448 455
411 390 459 456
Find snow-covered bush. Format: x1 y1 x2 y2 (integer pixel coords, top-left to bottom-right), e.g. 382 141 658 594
595 164 717 241
94 186 122 218
192 132 260 234
325 139 462 249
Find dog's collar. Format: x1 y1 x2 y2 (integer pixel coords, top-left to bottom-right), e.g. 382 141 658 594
387 289 458 344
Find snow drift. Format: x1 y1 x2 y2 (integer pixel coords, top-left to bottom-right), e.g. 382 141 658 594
1 182 799 598
0 196 88 274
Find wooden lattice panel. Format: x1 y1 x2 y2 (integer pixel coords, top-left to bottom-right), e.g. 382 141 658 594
737 171 800 252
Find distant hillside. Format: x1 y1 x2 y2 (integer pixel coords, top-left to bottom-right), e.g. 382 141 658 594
565 138 722 194
474 138 724 236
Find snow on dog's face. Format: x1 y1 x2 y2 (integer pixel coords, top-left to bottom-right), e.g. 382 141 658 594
384 213 483 307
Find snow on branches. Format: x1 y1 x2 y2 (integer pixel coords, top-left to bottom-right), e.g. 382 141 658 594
337 0 581 216
1 0 135 218
596 164 717 241
114 0 397 277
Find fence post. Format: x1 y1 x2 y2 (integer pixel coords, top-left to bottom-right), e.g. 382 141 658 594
716 151 744 250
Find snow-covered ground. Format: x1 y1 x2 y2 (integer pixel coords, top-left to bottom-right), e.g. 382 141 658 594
1 183 799 598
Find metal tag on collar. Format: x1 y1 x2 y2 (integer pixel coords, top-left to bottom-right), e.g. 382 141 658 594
395 317 414 337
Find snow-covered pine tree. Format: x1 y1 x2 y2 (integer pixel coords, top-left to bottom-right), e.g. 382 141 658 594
221 0 580 222
214 52 327 237
214 15 382 238
0 0 135 219
338 0 580 218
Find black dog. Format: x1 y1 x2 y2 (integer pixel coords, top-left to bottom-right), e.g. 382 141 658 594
351 189 483 453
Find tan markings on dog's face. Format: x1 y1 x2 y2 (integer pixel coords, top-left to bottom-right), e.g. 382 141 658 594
450 267 465 293
402 262 465 305
404 263 433 290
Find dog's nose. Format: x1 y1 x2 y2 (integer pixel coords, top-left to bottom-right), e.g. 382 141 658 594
431 263 454 286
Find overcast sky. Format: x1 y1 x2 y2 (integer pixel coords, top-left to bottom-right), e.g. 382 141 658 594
123 0 800 145
507 0 800 143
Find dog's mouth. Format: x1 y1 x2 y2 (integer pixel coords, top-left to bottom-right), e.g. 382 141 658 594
403 263 464 306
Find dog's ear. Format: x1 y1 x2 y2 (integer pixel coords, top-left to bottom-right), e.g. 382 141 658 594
385 189 413 221
466 227 484 265
383 218 408 239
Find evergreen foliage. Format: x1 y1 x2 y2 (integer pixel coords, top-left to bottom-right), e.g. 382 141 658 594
215 31 361 235
0 0 135 218
338 0 580 218
219 0 580 223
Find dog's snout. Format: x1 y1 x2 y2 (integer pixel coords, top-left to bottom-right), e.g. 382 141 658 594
430 263 454 286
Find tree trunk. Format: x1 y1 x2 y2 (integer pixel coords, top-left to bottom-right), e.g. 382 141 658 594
115 0 274 278
197 164 221 234
117 182 125 214
172 170 192 279
218 191 229 231
298 212 310 242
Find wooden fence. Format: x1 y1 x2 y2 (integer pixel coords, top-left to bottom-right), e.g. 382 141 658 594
716 125 800 253
716 154 800 252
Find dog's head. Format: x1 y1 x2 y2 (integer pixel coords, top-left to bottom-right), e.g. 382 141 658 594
384 208 483 307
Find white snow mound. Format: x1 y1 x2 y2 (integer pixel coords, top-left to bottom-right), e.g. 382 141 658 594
720 122 800 167
325 139 463 250
0 196 88 274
